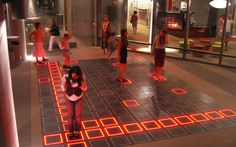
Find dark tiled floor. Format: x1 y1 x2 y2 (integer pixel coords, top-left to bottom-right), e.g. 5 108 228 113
37 58 236 147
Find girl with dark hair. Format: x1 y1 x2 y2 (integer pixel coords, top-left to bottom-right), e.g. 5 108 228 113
29 22 48 64
151 29 168 79
61 65 87 138
117 29 129 83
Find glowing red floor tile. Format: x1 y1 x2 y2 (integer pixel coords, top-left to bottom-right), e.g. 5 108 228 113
57 102 66 109
141 120 161 130
174 115 195 125
219 109 236 117
63 123 69 132
38 78 50 83
112 62 120 67
82 119 100 129
204 111 225 120
67 141 87 147
99 117 118 127
122 100 140 107
189 113 210 122
65 131 84 142
61 114 68 123
123 123 143 133
158 118 179 128
148 73 167 81
59 107 68 115
104 125 124 136
85 128 105 140
171 88 187 95
44 133 63 146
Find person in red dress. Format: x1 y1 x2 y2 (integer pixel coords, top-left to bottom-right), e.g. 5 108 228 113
29 22 48 64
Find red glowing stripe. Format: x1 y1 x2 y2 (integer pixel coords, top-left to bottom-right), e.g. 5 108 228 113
171 88 187 95
67 141 87 147
141 120 161 130
123 123 143 133
44 133 63 146
158 118 179 128
82 119 100 129
85 128 105 140
104 125 124 137
122 100 140 107
189 113 210 122
204 111 225 120
174 115 195 125
62 123 69 132
99 117 118 127
65 131 84 142
218 109 236 117
38 78 50 83
148 73 167 81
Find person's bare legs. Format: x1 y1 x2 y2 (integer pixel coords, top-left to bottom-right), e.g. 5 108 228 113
119 64 127 80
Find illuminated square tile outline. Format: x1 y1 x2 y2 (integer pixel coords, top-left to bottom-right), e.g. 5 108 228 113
204 111 225 120
104 125 125 137
123 123 143 133
174 115 195 125
218 109 236 117
61 114 68 123
65 131 84 142
122 100 140 107
158 118 179 128
44 133 63 146
141 120 161 130
148 73 167 81
82 119 100 129
59 107 68 115
99 117 118 127
38 78 50 83
67 141 87 147
171 88 187 95
85 128 105 140
57 101 66 108
189 113 210 122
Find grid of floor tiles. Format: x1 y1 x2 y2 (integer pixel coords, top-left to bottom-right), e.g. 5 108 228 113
37 57 236 147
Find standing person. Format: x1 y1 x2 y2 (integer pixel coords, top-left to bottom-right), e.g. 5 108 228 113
107 32 117 59
61 33 73 69
48 17 62 52
29 22 48 64
61 65 87 138
117 29 129 83
100 15 111 55
130 11 138 34
151 29 168 79
225 15 234 50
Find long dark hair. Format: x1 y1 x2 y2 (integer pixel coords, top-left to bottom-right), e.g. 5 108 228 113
67 65 83 84
159 30 167 46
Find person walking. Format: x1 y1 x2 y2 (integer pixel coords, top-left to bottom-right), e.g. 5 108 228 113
117 29 129 83
130 11 138 34
48 17 62 51
151 29 168 79
61 65 87 138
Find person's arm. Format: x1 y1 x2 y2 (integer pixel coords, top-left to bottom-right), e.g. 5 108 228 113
151 36 157 56
81 74 87 91
165 34 169 44
29 31 35 42
61 75 67 92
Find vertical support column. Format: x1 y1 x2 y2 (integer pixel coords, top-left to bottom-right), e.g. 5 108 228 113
0 4 19 147
94 0 98 46
183 0 190 59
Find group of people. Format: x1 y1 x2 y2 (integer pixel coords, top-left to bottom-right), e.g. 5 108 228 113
29 18 73 68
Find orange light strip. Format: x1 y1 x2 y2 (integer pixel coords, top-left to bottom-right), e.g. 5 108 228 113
122 100 140 107
85 128 105 140
65 131 84 142
218 109 236 117
141 120 161 130
104 125 124 137
204 111 225 120
174 115 195 125
67 141 87 147
44 133 63 146
158 118 179 128
82 119 100 129
99 117 118 127
123 123 143 133
189 113 210 122
171 88 187 95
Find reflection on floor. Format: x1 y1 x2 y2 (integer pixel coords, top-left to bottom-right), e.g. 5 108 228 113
37 58 236 147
